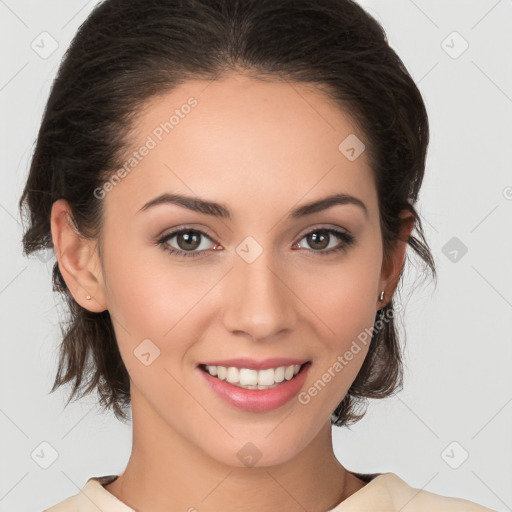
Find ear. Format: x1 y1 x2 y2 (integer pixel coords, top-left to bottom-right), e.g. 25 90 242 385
378 209 415 308
50 199 107 312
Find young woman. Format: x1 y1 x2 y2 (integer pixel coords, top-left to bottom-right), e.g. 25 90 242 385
19 0 496 510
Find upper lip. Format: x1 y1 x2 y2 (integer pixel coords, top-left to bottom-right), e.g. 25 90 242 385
199 357 310 371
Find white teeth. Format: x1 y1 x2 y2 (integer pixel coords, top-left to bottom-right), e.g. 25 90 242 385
239 368 258 386
204 364 303 388
284 365 295 381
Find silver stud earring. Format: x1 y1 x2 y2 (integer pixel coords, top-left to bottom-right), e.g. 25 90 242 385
378 290 385 301
85 295 91 300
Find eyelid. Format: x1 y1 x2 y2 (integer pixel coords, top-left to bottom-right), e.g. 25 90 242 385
157 223 352 245
156 224 218 242
295 222 352 239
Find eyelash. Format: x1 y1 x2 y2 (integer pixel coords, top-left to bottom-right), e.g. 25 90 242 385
156 226 355 259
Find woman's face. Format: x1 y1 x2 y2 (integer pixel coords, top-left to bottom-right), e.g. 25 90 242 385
88 73 395 467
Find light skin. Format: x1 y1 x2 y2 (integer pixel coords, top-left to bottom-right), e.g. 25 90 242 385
51 72 414 512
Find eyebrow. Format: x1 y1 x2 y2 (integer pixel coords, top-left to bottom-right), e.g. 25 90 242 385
137 192 368 220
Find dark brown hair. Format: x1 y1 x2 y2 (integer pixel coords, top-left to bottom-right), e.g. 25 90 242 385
19 0 436 425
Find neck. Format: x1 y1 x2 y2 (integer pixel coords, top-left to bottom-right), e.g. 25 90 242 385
104 386 365 512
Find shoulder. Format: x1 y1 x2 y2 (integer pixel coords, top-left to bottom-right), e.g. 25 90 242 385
338 472 497 511
43 475 133 512
372 472 496 511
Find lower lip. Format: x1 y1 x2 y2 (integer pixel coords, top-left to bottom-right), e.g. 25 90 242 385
198 363 311 413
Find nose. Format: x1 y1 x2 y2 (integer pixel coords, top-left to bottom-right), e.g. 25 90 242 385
221 247 298 341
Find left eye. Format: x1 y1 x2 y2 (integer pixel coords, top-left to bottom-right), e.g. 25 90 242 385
295 228 354 255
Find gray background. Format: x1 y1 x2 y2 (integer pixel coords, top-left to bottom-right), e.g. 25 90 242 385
1 0 511 511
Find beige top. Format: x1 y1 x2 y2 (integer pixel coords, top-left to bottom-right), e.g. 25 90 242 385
43 472 497 511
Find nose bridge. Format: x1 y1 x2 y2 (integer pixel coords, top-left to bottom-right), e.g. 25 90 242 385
222 239 296 339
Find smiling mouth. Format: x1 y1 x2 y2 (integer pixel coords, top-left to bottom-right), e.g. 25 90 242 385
198 362 311 390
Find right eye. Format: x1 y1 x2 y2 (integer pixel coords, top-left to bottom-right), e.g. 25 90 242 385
157 228 219 258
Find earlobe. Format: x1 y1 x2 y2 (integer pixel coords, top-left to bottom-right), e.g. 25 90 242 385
378 209 415 307
50 199 107 312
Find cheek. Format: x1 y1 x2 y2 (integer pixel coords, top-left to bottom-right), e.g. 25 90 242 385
298 285 376 422
103 241 202 329
305 255 381 340
300 253 381 393
101 244 221 371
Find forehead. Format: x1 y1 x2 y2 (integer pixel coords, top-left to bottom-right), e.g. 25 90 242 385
106 73 377 221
